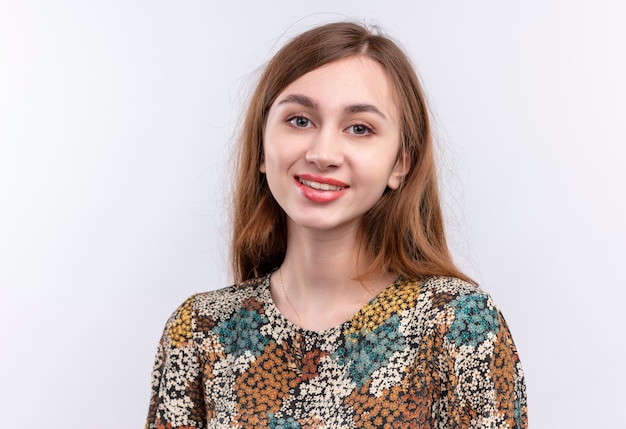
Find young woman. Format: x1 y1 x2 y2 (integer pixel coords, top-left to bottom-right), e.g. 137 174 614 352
146 22 527 428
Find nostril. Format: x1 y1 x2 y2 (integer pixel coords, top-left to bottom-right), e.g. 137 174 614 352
305 151 342 170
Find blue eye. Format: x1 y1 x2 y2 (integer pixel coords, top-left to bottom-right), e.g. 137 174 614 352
289 116 311 128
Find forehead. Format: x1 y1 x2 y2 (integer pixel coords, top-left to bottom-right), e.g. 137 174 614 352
273 56 399 120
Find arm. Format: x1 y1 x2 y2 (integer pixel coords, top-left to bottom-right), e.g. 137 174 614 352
438 292 527 429
146 296 206 429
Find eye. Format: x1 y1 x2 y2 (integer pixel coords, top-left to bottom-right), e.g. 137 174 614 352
347 123 373 136
288 116 312 128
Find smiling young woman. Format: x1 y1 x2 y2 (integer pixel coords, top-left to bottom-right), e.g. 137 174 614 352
261 56 405 235
146 21 528 429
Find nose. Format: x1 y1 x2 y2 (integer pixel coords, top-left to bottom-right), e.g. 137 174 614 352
304 128 343 170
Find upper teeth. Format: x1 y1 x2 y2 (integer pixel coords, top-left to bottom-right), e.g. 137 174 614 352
299 178 344 191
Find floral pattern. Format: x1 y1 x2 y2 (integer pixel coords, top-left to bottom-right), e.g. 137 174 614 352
448 293 500 348
146 275 527 428
214 305 269 358
334 314 406 388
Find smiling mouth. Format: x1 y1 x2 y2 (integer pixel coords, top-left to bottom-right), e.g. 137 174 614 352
298 178 346 191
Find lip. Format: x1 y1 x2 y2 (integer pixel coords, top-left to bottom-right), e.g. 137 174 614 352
295 174 349 203
297 174 348 187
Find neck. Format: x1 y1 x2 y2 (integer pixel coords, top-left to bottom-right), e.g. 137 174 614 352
271 222 396 331
282 222 364 293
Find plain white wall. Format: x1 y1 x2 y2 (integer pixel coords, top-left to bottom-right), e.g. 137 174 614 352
1 1 625 427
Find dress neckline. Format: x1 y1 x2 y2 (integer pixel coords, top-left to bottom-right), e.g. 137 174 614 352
259 271 404 336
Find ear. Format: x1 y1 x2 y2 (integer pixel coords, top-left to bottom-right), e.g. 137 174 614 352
259 156 266 173
387 153 410 190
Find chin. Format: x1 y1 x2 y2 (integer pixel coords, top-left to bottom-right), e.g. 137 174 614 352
288 215 361 234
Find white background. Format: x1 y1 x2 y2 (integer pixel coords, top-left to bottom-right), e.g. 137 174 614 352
1 1 625 427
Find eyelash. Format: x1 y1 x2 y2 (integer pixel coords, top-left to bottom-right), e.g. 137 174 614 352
347 123 374 136
288 115 313 129
286 115 375 136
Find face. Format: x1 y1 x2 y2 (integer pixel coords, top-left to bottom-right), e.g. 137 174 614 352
261 56 407 234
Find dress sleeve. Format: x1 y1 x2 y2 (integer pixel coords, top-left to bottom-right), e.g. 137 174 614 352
146 296 206 429
438 292 528 429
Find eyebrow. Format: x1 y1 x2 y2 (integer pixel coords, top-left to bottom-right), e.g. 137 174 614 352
344 103 386 119
277 94 317 109
276 94 387 119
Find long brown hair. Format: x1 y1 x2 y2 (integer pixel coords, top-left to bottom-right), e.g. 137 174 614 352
231 21 471 284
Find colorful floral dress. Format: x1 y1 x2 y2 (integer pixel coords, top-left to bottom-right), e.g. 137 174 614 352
146 275 527 428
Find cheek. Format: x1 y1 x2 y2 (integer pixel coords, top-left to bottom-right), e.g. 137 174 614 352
357 150 399 183
264 132 304 173
261 142 295 190
262 143 284 173
262 125 284 167
261 133 280 173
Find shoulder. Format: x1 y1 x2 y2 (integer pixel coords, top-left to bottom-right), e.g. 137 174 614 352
370 276 490 319
192 275 267 311
419 275 485 298
416 276 503 349
193 275 268 318
165 275 269 335
417 276 495 310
